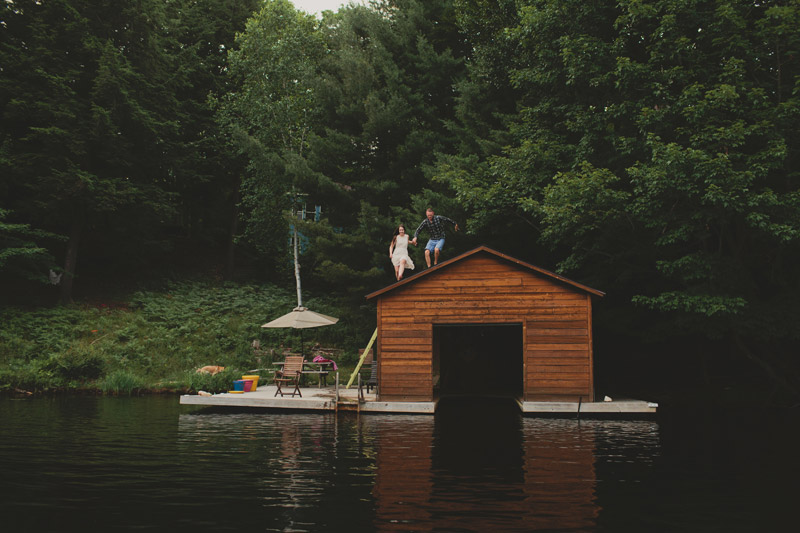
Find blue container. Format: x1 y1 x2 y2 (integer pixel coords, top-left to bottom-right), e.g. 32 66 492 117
233 380 245 391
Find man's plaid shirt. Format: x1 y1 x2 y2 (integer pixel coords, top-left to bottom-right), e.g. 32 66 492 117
413 215 457 241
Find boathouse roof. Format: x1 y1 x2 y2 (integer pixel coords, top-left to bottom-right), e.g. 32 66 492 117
366 245 605 300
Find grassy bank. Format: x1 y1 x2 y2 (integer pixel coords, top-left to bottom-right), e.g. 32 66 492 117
0 280 375 395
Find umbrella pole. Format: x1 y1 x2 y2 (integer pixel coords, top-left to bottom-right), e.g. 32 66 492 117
294 221 302 308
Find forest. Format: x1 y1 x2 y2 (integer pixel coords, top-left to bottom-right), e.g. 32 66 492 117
1 0 799 403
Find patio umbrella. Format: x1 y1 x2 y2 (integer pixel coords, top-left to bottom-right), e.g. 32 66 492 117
261 306 339 356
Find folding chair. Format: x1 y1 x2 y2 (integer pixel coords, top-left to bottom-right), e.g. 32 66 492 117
274 355 304 397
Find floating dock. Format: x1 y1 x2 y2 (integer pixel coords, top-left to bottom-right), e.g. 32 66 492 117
180 384 656 416
179 385 437 414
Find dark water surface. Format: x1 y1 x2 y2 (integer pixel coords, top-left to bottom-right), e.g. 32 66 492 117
1 396 797 531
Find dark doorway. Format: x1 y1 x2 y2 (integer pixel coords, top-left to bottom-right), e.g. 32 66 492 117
433 324 523 398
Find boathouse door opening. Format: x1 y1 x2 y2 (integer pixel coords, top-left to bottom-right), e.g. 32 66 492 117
433 324 523 399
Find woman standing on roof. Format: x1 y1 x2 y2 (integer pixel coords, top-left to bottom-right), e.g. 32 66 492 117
389 224 416 281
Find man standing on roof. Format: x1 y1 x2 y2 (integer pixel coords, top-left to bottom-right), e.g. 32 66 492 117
412 207 459 268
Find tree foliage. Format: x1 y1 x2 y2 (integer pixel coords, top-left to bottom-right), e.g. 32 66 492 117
0 0 258 302
440 0 800 392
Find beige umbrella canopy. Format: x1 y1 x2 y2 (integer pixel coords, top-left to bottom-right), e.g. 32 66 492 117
261 307 339 329
261 306 339 356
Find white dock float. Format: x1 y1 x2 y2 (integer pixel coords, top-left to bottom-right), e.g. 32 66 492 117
521 399 658 415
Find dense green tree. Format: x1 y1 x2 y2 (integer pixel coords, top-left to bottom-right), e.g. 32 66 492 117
0 0 259 301
440 0 800 395
1 0 181 302
166 0 261 278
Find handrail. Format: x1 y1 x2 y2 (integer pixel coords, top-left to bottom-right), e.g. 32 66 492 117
346 327 378 389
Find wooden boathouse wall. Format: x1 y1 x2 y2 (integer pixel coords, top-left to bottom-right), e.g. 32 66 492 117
366 246 604 402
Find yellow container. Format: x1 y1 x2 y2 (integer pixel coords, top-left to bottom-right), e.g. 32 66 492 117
242 375 260 391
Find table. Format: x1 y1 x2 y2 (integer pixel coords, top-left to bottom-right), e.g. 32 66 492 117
272 360 337 387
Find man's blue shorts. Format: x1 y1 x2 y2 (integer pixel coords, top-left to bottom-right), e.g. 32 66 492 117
426 238 445 253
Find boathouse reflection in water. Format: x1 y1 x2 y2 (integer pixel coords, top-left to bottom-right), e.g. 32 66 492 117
369 398 603 531
175 403 659 531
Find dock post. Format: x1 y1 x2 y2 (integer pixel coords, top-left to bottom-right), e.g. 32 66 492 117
577 396 582 419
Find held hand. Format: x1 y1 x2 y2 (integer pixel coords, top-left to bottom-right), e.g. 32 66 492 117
455 224 460 232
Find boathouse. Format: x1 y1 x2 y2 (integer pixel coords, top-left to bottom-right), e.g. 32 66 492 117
365 246 605 403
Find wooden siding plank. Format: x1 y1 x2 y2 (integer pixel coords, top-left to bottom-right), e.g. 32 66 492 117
527 343 590 351
526 388 591 395
379 344 430 353
527 336 589 344
381 327 433 339
382 368 431 377
379 315 417 324
380 362 429 368
381 337 433 346
381 376 432 385
528 361 590 367
526 320 590 329
527 328 588 336
527 365 589 374
529 379 590 387
380 386 432 394
379 357 430 365
526 372 589 381
527 349 589 357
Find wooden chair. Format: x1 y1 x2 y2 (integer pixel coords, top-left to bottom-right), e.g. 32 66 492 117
274 356 304 397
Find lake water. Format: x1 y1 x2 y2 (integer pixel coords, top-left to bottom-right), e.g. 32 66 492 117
1 395 797 531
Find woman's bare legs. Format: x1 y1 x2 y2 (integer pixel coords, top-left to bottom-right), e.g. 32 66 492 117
397 258 406 280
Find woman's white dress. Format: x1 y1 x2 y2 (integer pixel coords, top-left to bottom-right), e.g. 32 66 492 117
391 235 415 270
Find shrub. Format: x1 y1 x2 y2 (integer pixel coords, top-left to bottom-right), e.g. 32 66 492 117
100 371 147 395
43 346 104 382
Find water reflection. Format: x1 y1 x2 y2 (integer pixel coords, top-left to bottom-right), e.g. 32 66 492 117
1 397 663 532
177 402 662 531
361 399 661 531
367 415 435 529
